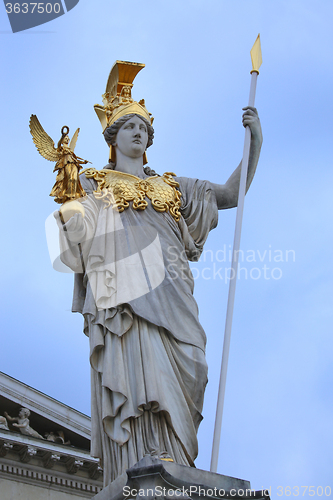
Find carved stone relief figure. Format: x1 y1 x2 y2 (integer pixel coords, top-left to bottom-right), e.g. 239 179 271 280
4 408 44 439
0 415 9 430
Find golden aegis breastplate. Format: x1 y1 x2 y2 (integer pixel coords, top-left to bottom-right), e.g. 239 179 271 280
83 169 182 222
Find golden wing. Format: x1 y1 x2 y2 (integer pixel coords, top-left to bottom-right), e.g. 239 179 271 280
69 128 80 152
29 114 60 162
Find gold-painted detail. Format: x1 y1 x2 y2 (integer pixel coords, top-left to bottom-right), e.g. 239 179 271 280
94 61 153 132
250 34 262 74
29 115 89 204
82 169 182 222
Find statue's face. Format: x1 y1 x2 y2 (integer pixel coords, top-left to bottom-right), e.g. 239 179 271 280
115 115 148 159
63 135 70 145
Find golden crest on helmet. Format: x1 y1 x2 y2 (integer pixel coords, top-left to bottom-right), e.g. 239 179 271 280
94 61 154 132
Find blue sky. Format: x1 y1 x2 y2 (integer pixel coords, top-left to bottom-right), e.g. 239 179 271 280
1 0 332 496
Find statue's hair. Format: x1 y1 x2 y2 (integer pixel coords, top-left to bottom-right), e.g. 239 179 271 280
103 114 158 176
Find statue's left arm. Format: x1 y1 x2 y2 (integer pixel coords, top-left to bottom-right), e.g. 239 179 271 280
210 106 263 209
4 412 17 423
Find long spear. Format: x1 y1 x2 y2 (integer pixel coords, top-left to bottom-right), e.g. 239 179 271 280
210 34 263 473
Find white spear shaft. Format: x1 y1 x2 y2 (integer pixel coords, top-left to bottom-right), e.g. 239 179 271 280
210 35 262 474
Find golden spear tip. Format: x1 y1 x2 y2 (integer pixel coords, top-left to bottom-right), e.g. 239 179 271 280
250 34 262 74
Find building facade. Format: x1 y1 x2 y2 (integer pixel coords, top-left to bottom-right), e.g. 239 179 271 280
0 371 103 499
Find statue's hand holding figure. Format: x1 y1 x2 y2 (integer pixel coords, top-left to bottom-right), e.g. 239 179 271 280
58 200 87 245
59 200 85 223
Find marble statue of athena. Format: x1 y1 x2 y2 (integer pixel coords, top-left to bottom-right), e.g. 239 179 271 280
55 61 262 486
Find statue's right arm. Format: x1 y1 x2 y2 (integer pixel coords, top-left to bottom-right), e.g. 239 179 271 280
56 176 99 245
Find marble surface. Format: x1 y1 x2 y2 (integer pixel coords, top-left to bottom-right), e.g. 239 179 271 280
91 456 268 500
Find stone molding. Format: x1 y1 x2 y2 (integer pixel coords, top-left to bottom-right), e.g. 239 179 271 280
0 460 102 497
0 430 91 459
0 431 103 497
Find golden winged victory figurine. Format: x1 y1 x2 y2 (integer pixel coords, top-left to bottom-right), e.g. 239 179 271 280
29 115 89 205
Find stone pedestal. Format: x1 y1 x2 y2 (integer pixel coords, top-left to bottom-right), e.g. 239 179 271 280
92 456 270 500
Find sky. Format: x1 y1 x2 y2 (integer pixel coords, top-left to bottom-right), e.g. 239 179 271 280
1 0 333 496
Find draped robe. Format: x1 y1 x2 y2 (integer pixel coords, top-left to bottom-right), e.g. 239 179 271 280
56 171 218 486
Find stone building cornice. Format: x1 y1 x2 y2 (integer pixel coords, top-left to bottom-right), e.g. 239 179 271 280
0 430 102 497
